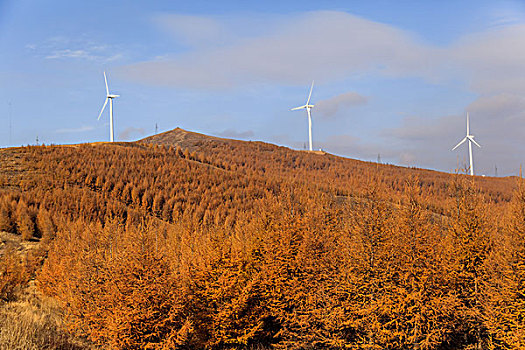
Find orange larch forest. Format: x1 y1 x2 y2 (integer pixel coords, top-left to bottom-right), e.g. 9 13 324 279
0 128 523 349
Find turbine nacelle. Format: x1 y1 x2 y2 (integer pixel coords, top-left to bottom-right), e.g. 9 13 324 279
290 104 315 111
467 135 481 148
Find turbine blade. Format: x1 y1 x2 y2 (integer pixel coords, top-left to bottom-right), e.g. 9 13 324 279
470 137 481 148
104 71 109 96
466 112 470 136
452 137 467 151
291 105 306 111
97 98 108 120
306 80 314 105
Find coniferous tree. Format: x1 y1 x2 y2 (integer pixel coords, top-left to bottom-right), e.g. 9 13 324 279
446 179 493 349
16 201 35 240
489 177 525 348
36 208 56 243
0 198 14 233
339 176 395 348
385 178 454 349
0 245 28 301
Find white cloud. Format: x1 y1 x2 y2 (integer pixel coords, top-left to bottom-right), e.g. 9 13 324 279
30 37 124 63
451 25 525 95
120 11 525 99
119 127 145 140
45 49 96 60
468 93 525 123
120 11 440 89
315 92 368 118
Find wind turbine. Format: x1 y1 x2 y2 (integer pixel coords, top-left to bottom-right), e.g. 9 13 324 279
97 71 120 142
291 81 315 151
452 112 481 176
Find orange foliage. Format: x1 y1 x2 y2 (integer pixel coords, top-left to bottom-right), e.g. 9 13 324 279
0 137 522 349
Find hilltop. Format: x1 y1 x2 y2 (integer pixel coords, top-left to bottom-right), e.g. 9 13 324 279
139 127 516 205
140 127 227 150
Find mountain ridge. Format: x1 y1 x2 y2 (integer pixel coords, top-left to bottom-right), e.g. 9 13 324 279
136 127 516 201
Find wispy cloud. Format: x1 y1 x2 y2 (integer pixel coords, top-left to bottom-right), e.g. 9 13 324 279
28 36 124 63
215 128 254 139
56 125 95 134
315 92 368 118
319 134 385 161
451 25 525 95
120 11 439 89
119 127 145 140
120 11 525 97
45 49 96 60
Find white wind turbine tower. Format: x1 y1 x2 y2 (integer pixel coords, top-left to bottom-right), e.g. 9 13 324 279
291 81 315 151
452 112 481 176
97 71 120 142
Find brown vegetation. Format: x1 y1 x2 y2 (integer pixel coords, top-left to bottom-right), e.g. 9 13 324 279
0 128 523 349
0 283 95 350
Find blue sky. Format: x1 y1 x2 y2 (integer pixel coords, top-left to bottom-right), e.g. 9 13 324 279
2 0 525 176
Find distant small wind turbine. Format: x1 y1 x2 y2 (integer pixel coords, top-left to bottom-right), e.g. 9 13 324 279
452 112 481 176
97 71 120 142
291 81 315 151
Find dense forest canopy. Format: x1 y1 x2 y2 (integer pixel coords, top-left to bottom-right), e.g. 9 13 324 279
0 128 524 349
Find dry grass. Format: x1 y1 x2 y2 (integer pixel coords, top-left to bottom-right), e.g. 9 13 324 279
0 230 100 350
0 282 99 350
0 231 39 255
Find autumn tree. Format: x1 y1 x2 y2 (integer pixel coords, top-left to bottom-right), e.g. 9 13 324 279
383 178 456 349
190 227 270 349
39 220 199 349
488 177 525 348
36 208 56 243
0 197 15 233
338 175 418 348
15 201 35 240
0 245 28 302
445 178 494 349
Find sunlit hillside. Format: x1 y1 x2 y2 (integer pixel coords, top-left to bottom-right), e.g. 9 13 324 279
0 128 524 349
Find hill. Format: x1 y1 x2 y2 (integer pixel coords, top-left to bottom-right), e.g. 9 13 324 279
140 127 227 150
140 127 516 207
0 128 524 349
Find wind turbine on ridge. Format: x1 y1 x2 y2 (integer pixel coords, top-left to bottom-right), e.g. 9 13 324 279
452 112 481 176
97 71 120 142
291 81 315 151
